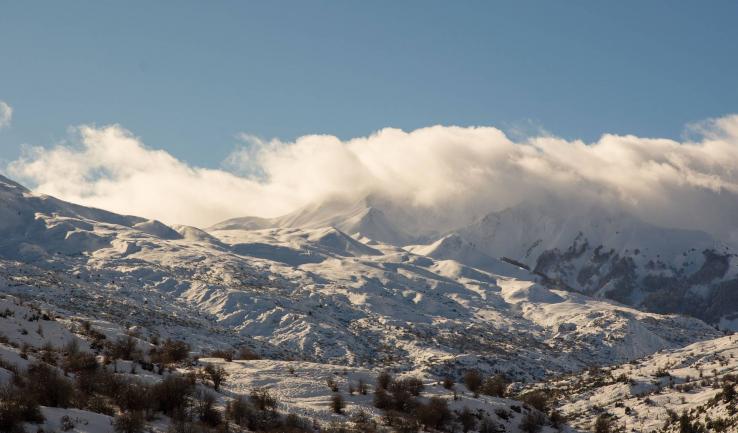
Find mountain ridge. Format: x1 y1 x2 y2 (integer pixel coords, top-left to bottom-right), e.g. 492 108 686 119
209 190 738 327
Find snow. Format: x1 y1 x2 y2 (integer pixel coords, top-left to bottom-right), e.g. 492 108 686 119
544 333 738 432
202 357 568 432
0 175 721 382
407 233 532 279
0 173 735 432
210 190 738 329
33 407 113 433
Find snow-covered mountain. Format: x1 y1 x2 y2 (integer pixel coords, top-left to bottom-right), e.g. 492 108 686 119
3 173 738 432
211 190 738 328
449 198 738 326
0 174 719 380
211 196 418 246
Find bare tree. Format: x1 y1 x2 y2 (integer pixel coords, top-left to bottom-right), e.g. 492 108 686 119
203 364 229 391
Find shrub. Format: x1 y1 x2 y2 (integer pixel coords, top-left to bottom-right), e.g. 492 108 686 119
326 377 339 392
86 395 115 416
284 413 313 432
235 346 261 360
194 390 221 427
150 339 189 365
520 390 549 412
84 366 122 397
209 349 233 362
250 387 278 411
60 415 75 431
107 336 140 361
519 411 546 433
494 408 511 421
463 369 483 396
63 351 98 374
377 371 393 390
113 411 145 433
416 397 451 430
357 378 368 395
40 342 57 365
167 419 206 433
373 387 392 410
0 384 44 433
25 362 75 407
549 409 566 428
373 377 423 414
350 409 377 431
392 377 424 397
75 367 101 396
593 413 614 433
113 380 152 413
331 393 346 414
479 416 503 433
151 375 194 415
202 364 228 391
481 374 508 397
457 406 478 433
442 376 455 390
381 410 418 433
722 382 736 402
226 396 253 426
389 387 416 413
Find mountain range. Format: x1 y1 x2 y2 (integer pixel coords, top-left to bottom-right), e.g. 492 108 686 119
2 173 737 432
215 190 738 328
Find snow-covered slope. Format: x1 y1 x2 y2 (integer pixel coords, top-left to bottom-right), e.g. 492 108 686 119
0 175 148 260
458 198 720 263
0 291 578 433
206 357 571 432
539 333 738 432
406 233 531 279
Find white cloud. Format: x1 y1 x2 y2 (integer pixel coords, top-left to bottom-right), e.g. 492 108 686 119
6 116 738 241
7 125 299 226
0 101 12 129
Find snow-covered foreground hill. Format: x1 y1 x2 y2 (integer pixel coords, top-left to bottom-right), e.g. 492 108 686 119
533 333 738 432
1 288 736 433
0 293 574 433
205 357 566 432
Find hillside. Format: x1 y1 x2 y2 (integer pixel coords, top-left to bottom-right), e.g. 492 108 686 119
535 333 738 432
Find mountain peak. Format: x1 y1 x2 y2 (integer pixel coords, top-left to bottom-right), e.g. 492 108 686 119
0 173 29 193
208 194 418 245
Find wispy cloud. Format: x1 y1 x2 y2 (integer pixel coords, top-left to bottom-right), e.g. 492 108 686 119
0 101 12 129
6 115 738 244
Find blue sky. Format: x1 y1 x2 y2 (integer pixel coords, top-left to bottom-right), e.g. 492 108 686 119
1 1 737 169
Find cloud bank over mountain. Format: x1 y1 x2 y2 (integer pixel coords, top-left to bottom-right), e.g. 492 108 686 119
6 115 738 242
